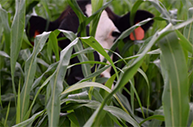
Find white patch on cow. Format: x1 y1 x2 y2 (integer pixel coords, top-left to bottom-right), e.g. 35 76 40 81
85 4 119 78
32 8 38 16
85 4 92 16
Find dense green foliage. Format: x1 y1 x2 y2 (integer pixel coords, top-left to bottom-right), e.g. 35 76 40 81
1 0 193 126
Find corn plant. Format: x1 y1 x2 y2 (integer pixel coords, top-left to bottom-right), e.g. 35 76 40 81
0 0 193 127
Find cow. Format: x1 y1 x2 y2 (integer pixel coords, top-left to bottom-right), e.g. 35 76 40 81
26 0 154 85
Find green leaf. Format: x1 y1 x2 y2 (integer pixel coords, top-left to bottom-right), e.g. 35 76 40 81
100 74 116 98
10 0 26 102
71 47 95 59
61 82 112 96
32 62 58 90
188 103 193 127
149 107 164 127
148 0 171 23
130 0 144 25
20 32 50 121
0 6 10 54
103 106 139 127
23 62 58 119
86 0 112 25
183 7 193 44
67 0 86 23
67 0 87 36
13 111 44 127
176 30 193 53
129 78 146 118
46 38 79 127
4 101 11 127
40 0 51 22
83 102 140 127
91 0 103 14
84 21 171 127
74 40 91 78
80 65 111 83
26 1 39 14
84 34 155 127
90 0 103 36
80 36 119 79
159 32 189 126
16 82 21 124
48 30 60 61
130 78 135 113
68 112 80 127
190 122 193 127
60 29 92 79
137 68 150 112
0 51 10 58
139 115 164 126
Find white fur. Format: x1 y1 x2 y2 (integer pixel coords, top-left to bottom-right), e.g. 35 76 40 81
85 4 119 78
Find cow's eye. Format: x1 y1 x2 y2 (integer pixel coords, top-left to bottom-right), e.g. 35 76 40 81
111 31 120 37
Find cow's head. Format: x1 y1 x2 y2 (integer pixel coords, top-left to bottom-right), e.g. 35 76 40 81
26 1 154 44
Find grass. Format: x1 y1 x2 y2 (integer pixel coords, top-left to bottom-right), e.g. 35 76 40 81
0 0 193 126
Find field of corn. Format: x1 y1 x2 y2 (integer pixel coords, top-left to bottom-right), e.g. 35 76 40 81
1 0 193 126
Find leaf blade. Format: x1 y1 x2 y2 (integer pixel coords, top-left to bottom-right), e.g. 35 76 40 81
20 32 50 121
46 38 79 127
159 32 189 126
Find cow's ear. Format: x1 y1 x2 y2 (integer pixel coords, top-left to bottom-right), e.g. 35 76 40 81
133 10 154 32
129 10 154 40
117 10 154 32
26 16 48 38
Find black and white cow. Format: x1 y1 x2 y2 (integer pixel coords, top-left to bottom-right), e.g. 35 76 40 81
26 0 154 85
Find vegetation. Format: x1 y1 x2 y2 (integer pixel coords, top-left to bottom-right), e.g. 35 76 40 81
0 0 193 126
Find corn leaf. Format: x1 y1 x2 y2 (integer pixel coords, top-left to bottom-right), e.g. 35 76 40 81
46 38 79 127
81 36 119 79
60 29 91 79
0 6 10 54
183 7 193 44
20 32 50 121
159 32 189 126
90 0 103 36
10 0 26 101
13 111 44 127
